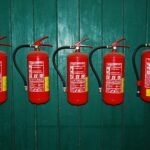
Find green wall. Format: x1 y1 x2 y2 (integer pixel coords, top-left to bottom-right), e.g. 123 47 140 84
0 0 150 149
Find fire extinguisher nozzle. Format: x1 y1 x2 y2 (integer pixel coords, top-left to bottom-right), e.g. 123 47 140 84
136 90 140 97
106 45 112 49
24 86 28 91
145 43 150 47
63 87 67 93
99 87 102 93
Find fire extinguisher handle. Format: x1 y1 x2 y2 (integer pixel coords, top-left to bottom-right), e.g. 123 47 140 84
73 38 89 46
13 44 31 91
33 36 53 48
111 37 129 48
78 45 93 48
132 44 150 95
71 38 93 49
52 46 73 92
89 46 108 92
0 43 11 47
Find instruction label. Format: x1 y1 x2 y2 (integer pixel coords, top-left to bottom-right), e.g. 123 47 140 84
106 63 123 94
0 61 2 92
145 58 150 88
70 62 87 93
29 61 44 92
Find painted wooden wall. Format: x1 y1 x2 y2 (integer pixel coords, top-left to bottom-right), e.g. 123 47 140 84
0 0 150 149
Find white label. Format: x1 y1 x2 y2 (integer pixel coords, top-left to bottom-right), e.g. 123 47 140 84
0 61 2 92
70 62 87 93
145 58 150 88
105 63 122 94
29 61 44 92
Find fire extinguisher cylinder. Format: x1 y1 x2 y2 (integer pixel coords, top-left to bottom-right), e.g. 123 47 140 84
132 43 150 102
52 38 92 106
0 36 11 104
13 36 52 104
89 38 129 105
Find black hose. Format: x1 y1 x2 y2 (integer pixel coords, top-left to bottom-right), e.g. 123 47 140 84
132 44 145 81
13 44 31 88
132 44 150 95
52 46 72 89
89 46 108 90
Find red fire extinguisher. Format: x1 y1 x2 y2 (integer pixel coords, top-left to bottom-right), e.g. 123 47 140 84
89 38 129 105
132 43 150 102
53 38 92 105
13 36 52 104
0 36 11 104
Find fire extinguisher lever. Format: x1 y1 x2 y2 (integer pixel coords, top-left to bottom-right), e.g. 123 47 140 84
111 38 129 49
78 45 93 48
33 36 53 48
73 38 88 46
0 36 11 47
71 38 93 49
132 44 150 96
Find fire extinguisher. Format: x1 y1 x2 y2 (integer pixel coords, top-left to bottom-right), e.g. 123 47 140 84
132 43 150 102
13 36 52 104
89 38 129 105
52 38 92 105
0 36 11 104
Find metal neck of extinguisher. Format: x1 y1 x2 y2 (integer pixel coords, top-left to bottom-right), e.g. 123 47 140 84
0 36 11 47
13 36 52 91
89 38 129 93
52 38 93 92
132 43 150 96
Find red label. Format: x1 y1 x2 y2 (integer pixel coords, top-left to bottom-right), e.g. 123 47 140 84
70 62 87 93
0 61 2 92
145 58 150 88
105 63 122 94
29 61 44 92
